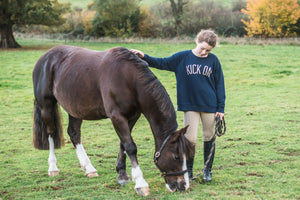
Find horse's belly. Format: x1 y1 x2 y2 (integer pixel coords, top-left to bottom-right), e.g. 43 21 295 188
59 98 106 120
53 79 107 120
62 101 107 120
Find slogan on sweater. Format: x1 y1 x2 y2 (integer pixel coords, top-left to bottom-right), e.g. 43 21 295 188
186 64 212 77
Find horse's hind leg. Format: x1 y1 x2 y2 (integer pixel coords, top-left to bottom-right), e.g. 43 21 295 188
38 99 63 176
67 115 98 177
48 136 59 176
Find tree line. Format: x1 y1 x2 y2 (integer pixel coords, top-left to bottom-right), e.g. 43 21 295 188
1 0 299 48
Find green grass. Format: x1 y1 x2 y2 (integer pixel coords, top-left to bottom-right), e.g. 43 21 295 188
0 39 299 199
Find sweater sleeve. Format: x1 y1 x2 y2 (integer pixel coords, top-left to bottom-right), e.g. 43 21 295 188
214 58 226 113
143 52 184 72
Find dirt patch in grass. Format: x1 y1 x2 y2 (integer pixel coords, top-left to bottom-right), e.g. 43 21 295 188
245 172 264 177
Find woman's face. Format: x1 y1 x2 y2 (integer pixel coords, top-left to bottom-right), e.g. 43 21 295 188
195 42 213 57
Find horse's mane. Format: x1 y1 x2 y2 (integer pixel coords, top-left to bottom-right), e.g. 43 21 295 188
111 47 178 138
112 47 149 67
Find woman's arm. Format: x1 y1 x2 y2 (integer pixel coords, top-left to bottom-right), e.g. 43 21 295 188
131 49 185 72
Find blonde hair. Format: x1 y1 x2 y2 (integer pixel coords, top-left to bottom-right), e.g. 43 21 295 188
195 30 218 47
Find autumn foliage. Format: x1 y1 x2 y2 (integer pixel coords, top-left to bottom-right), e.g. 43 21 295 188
242 0 300 37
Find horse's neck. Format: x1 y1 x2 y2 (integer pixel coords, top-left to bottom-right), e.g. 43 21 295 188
135 72 177 149
142 99 177 150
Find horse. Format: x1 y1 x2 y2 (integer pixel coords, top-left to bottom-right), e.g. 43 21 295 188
32 45 194 196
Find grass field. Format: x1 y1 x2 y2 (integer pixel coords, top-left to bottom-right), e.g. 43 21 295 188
0 39 299 199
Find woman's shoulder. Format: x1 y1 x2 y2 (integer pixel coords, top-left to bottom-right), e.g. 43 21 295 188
208 53 218 58
208 53 220 61
171 50 192 59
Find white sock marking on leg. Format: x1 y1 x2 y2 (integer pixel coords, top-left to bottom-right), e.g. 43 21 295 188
132 166 149 188
75 143 97 174
48 136 59 172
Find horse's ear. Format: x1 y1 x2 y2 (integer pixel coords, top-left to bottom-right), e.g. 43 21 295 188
171 125 189 142
181 125 189 135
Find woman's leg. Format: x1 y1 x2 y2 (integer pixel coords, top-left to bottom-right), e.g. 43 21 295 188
184 111 201 144
184 111 200 179
200 112 215 182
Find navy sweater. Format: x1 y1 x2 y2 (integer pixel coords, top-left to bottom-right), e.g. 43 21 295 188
143 50 226 113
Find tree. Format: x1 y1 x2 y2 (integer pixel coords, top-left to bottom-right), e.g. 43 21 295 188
242 0 300 37
92 0 141 37
138 7 160 37
169 0 188 35
0 0 70 48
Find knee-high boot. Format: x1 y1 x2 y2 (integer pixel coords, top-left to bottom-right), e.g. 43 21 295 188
203 137 215 182
186 145 195 179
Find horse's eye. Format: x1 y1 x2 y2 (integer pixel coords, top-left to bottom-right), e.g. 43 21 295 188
173 154 180 160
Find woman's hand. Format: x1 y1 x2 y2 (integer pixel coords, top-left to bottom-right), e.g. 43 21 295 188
215 112 224 120
130 49 144 58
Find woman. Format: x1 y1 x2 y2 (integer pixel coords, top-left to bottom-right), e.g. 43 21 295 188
131 30 225 182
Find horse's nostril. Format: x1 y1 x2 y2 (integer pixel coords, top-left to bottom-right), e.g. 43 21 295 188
178 181 186 191
169 181 187 192
169 182 177 191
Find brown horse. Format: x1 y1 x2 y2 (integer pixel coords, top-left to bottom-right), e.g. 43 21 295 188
32 45 193 196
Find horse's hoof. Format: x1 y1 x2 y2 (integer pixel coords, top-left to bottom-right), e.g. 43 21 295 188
135 187 150 196
117 173 131 186
48 171 59 177
118 179 131 186
86 172 99 178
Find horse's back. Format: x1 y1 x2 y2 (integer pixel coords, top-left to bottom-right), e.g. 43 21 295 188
33 45 144 120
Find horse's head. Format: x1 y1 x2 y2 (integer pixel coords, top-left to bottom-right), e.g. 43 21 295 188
154 126 194 192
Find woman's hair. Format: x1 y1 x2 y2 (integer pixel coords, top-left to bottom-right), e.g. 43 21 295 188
195 30 218 47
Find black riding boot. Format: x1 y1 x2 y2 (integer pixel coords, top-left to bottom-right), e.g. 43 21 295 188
186 145 195 179
203 137 215 182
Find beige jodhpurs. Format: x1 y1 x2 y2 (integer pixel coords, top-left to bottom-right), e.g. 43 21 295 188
184 111 215 144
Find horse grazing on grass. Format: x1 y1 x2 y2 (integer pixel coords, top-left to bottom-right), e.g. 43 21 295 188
32 45 193 196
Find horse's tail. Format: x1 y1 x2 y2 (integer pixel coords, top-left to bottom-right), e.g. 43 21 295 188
32 100 64 150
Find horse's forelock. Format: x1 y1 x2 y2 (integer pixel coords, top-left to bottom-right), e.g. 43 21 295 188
178 134 194 160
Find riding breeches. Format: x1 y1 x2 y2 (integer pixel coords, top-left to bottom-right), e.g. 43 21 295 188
183 111 215 144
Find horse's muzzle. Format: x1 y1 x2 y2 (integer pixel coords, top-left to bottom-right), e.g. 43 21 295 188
167 181 187 192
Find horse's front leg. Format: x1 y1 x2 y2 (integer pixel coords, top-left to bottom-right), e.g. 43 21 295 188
116 115 140 186
68 115 98 177
111 113 150 196
128 145 150 196
116 143 130 185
